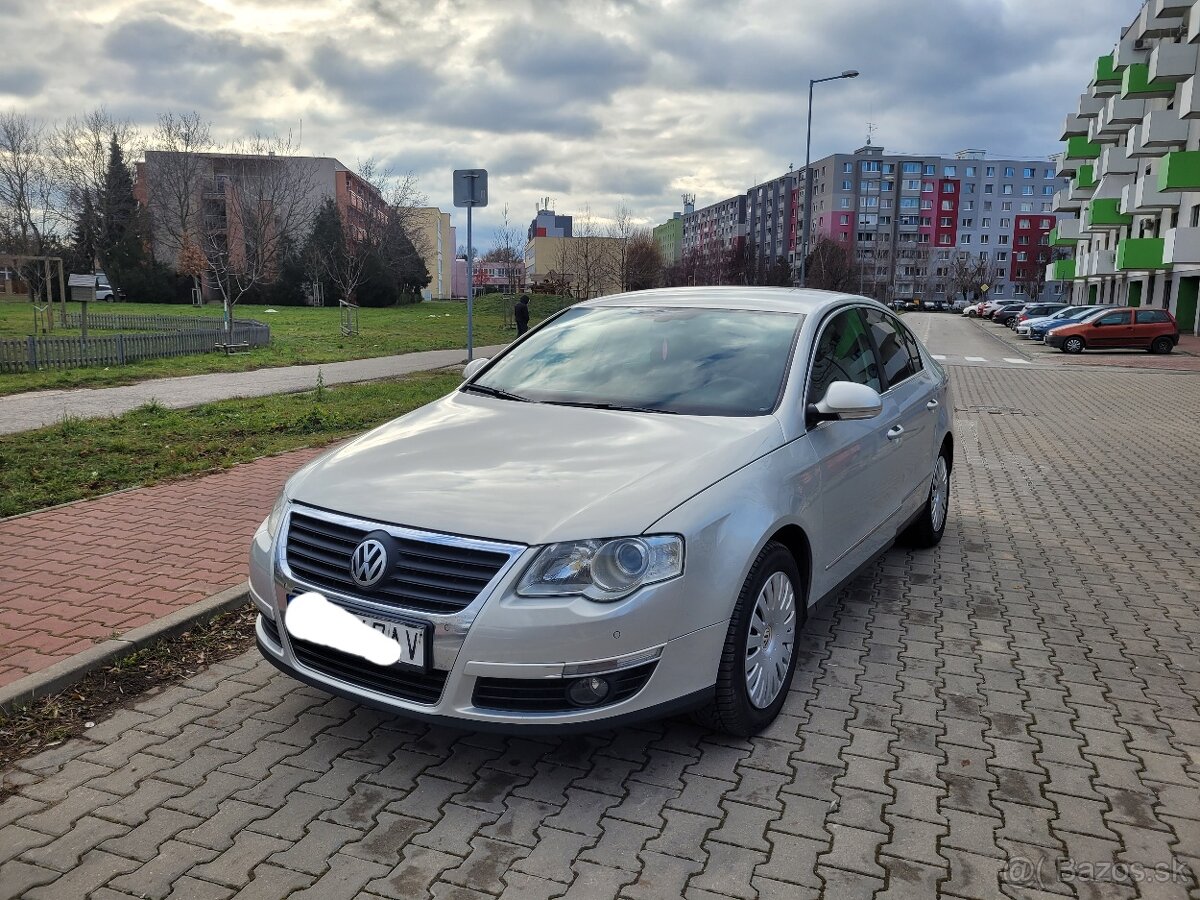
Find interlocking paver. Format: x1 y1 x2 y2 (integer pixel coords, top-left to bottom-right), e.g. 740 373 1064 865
7 342 1200 897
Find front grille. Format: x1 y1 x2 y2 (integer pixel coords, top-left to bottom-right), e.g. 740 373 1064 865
472 662 658 713
285 511 512 615
261 614 281 646
290 636 449 705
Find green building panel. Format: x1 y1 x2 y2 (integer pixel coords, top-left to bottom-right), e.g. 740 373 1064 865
1116 238 1168 271
1121 63 1173 98
1159 151 1200 192
1094 54 1121 85
1065 136 1102 161
1087 198 1133 228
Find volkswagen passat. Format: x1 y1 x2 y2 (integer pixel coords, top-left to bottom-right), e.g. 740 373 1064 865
249 287 954 735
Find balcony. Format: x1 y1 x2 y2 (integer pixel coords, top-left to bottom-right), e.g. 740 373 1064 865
1053 189 1082 213
1121 63 1175 98
1047 259 1076 281
1136 0 1185 38
1092 54 1123 93
1089 116 1119 145
1116 238 1169 270
1070 165 1097 201
1086 198 1134 230
1149 40 1198 82
1180 74 1200 116
1105 95 1152 127
1050 219 1086 246
1152 0 1192 27
1064 136 1103 162
1060 114 1089 140
1159 150 1200 189
1075 93 1107 120
1098 145 1139 177
1164 226 1200 264
1134 108 1190 154
1134 159 1181 209
1093 172 1135 200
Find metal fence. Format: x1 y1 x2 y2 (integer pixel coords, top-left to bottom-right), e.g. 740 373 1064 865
0 322 271 373
59 312 244 332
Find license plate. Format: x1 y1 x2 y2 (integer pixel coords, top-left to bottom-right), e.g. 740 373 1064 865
286 593 428 670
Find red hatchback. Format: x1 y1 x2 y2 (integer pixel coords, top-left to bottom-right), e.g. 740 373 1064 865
1046 307 1180 354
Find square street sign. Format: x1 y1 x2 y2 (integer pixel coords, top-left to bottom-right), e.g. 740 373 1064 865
453 169 488 208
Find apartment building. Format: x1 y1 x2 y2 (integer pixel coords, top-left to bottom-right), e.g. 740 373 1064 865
797 144 1067 302
411 207 454 299
746 171 801 264
1051 0 1200 334
653 197 693 266
681 195 748 273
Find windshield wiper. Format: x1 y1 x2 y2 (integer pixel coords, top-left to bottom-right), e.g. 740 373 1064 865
541 400 679 415
460 383 530 402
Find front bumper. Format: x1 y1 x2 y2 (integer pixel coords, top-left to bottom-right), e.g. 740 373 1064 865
248 513 724 730
1045 333 1067 348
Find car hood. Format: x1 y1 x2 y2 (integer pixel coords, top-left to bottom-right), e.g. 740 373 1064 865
285 392 786 546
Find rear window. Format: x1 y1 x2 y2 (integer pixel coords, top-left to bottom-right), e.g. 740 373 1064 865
1135 310 1171 324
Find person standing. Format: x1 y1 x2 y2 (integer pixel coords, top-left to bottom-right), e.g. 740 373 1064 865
514 294 530 337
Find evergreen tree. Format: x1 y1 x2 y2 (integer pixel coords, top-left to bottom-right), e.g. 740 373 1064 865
97 134 147 294
68 188 99 274
302 198 346 303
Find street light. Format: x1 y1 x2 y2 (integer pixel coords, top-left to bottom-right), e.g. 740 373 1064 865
798 69 859 289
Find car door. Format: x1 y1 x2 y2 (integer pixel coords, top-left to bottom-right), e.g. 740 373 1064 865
802 306 894 595
862 308 938 525
1090 309 1133 347
1133 309 1169 347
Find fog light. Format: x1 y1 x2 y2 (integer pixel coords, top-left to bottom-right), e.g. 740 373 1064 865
567 676 611 707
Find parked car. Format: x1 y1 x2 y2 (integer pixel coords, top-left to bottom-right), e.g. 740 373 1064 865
962 301 986 317
1029 306 1106 341
1016 305 1095 337
980 299 1010 319
889 300 908 311
1012 303 1069 329
991 303 1029 326
951 299 971 313
1046 307 1179 354
249 287 954 736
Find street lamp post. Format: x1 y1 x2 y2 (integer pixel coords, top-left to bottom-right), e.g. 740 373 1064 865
798 69 859 289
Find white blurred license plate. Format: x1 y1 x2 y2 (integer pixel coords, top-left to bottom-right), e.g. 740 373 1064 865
360 615 426 668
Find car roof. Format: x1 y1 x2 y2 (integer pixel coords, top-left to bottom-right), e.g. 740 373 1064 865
582 286 879 316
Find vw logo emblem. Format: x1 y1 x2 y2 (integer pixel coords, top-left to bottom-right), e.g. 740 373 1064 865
349 539 388 588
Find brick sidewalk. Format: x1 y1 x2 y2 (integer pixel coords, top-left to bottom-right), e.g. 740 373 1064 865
0 447 327 688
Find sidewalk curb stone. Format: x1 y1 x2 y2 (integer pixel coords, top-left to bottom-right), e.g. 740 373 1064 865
0 584 251 715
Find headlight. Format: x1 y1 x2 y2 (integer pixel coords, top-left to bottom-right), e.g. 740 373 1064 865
265 491 289 541
517 535 684 602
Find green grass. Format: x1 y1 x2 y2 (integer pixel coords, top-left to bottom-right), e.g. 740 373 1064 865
0 370 461 518
0 294 570 397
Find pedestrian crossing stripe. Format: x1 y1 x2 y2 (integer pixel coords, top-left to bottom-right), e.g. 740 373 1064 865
1003 358 1032 365
932 354 947 360
964 356 986 362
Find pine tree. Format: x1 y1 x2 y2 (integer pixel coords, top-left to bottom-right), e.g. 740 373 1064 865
70 188 99 274
97 134 146 293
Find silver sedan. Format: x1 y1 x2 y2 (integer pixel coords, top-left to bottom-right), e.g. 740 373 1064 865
249 287 954 736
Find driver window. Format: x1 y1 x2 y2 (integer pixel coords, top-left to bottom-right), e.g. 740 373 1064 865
1097 311 1128 326
808 308 881 406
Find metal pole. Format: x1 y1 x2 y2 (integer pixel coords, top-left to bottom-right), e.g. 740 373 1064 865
800 79 815 288
466 201 474 362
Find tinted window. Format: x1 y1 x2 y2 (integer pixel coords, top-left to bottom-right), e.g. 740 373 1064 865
897 322 925 375
1096 311 1131 326
1136 309 1171 324
808 308 881 405
862 309 918 388
474 306 803 417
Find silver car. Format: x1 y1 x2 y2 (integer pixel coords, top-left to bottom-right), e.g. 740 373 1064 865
249 287 954 736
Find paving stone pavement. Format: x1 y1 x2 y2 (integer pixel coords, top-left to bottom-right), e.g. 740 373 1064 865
3 360 1200 899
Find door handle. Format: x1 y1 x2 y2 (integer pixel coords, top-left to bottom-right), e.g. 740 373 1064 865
886 425 905 441
926 399 939 410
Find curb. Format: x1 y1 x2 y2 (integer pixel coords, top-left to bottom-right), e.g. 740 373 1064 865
0 583 252 715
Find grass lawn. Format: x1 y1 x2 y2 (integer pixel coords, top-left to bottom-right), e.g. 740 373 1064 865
0 293 569 397
0 370 461 518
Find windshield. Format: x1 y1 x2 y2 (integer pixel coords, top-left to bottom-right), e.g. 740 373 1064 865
470 305 804 417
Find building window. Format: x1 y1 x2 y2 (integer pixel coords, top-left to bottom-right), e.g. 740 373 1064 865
904 179 922 190
1040 218 1051 228
996 251 1008 261
999 235 1010 245
944 166 957 176
984 184 994 194
900 197 919 208
923 181 934 192
920 199 933 209
961 218 973 227
963 200 975 210
965 184 976 194
1022 185 1034 196
883 163 895 174
1002 202 1013 211
1018 219 1030 229
1000 218 1012 228
902 162 921 174
986 166 996 177
940 217 952 227
881 199 893 209
983 202 993 211
840 198 851 208
960 234 972 243
1018 235 1030 245
942 182 954 193
861 196 878 207
1041 202 1052 212
843 162 853 173
941 200 953 210
861 161 881 172
966 166 977 177
1044 168 1054 179
980 234 990 244
919 234 931 243
924 164 936 175
1020 202 1033 212
1005 166 1016 177
1002 184 1013 195
1023 167 1035 179
1042 185 1054 195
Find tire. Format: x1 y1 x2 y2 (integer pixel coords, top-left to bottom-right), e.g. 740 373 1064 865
900 450 951 549
1151 336 1174 354
692 542 802 737
1063 336 1085 354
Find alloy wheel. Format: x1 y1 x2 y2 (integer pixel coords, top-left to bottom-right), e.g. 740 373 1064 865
931 455 950 533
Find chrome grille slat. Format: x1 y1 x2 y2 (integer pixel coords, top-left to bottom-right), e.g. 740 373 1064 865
285 510 515 616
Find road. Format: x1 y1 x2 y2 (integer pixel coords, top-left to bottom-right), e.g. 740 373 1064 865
2 329 1200 899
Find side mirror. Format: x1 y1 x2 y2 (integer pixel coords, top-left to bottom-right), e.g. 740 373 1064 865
807 381 883 425
462 358 490 381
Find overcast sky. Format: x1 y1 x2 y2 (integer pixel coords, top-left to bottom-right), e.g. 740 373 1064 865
1 0 1138 247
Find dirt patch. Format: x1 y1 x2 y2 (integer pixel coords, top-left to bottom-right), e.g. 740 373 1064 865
0 604 257 795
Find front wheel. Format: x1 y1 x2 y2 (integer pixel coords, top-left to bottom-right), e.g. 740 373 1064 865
1151 336 1174 354
900 451 951 548
1063 336 1085 354
693 542 802 737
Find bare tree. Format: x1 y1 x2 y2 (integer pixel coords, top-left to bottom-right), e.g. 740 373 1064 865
0 111 59 299
199 132 321 335
624 228 663 291
51 107 141 240
607 201 635 291
143 111 214 270
487 203 523 300
949 251 990 303
805 237 863 292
